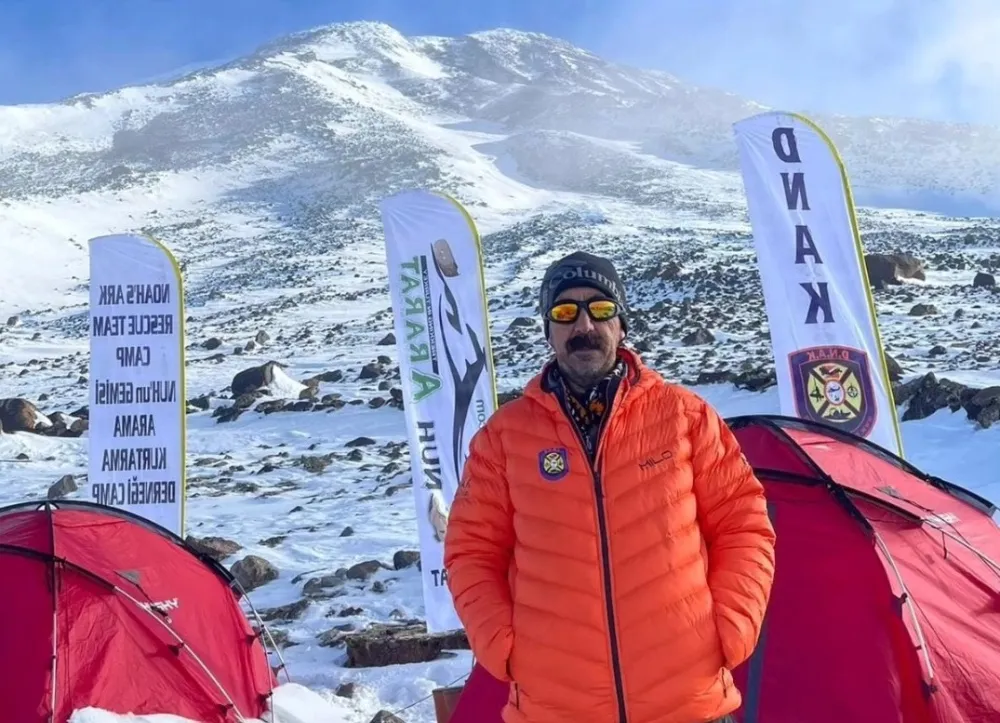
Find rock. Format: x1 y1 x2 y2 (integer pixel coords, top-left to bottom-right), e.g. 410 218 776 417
908 303 938 316
346 560 386 580
369 712 405 723
38 412 84 439
255 330 270 344
346 436 376 447
359 363 381 380
202 337 223 350
506 317 536 334
974 272 996 288
734 367 776 392
6 315 19 327
303 573 347 599
259 598 310 622
230 555 279 592
865 253 925 289
640 260 683 281
893 373 974 422
377 333 396 346
214 405 245 424
964 387 1000 429
344 622 469 667
188 395 211 411
231 361 284 397
0 398 45 433
335 682 357 699
393 550 421 570
884 353 903 383
681 328 715 346
300 454 333 474
267 629 293 649
47 474 78 499
186 535 243 561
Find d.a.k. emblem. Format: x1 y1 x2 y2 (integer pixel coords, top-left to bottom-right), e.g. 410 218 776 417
788 345 877 437
539 448 569 481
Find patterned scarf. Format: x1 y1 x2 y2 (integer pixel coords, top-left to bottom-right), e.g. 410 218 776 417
548 359 626 460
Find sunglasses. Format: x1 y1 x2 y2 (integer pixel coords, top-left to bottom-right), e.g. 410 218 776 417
546 298 621 324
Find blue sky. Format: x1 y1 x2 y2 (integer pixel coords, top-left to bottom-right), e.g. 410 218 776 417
1 0 997 124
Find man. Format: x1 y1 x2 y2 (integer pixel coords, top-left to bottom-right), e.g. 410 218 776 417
444 251 776 723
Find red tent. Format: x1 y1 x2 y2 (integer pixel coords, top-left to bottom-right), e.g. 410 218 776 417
449 415 1000 723
0 500 275 723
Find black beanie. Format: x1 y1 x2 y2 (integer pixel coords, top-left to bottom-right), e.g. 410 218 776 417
539 251 628 335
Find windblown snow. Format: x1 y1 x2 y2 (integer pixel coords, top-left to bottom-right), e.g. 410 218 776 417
1 19 1000 723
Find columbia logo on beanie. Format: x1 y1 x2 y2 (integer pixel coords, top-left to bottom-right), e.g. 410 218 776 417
539 251 627 313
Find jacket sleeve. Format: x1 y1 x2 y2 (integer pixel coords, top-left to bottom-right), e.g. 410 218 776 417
688 399 776 669
444 422 516 682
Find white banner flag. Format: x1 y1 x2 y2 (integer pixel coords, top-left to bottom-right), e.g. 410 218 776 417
380 190 498 633
732 111 904 456
87 234 187 535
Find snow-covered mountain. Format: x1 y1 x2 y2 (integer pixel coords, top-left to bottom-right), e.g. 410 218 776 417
3 20 1000 723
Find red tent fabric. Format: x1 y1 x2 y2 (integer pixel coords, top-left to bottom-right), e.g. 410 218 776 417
448 415 1000 723
0 500 275 723
728 415 1000 723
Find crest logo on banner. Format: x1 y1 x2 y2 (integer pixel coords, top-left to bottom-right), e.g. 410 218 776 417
789 345 876 436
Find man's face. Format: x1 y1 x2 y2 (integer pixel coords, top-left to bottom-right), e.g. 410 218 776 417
547 286 624 389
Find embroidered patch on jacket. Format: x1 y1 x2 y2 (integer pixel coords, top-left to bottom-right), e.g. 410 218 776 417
538 448 569 481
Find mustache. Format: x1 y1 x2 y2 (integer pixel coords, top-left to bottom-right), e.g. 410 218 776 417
567 333 604 351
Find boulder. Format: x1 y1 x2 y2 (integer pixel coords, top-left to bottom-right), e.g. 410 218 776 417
231 361 283 397
230 554 279 592
0 398 47 433
865 253 925 289
344 622 469 667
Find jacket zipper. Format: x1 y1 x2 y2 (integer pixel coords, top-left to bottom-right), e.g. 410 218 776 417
593 465 628 723
562 386 628 723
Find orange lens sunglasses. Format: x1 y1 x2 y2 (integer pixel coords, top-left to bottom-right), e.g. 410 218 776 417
546 299 620 324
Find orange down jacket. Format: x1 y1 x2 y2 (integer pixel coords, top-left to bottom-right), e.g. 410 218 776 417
444 348 776 723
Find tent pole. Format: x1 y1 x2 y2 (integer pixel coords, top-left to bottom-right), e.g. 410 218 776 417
231 579 292 687
46 503 58 723
873 531 936 684
933 526 1000 582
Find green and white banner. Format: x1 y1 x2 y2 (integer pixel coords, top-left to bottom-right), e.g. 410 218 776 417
380 189 498 633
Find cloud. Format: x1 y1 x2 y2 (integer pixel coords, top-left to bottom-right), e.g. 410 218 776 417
904 0 1000 122
579 0 1000 125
